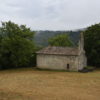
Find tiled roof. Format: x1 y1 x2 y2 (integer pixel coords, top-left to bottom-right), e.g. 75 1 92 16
37 46 79 56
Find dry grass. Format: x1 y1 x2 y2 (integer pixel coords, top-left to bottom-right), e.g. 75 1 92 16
0 68 100 100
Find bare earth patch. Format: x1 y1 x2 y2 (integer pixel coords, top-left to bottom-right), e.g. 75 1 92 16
0 68 100 100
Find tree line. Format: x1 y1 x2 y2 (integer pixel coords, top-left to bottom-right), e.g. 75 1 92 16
0 21 100 69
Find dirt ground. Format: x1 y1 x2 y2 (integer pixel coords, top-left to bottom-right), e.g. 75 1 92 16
0 68 100 100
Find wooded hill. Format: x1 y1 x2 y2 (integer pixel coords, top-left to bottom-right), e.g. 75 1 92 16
34 30 84 47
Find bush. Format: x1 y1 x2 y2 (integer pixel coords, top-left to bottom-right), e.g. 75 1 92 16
78 66 95 73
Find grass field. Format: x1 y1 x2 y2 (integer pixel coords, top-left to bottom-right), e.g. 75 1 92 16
0 68 100 100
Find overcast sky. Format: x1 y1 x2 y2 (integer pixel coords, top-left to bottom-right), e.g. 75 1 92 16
0 0 100 30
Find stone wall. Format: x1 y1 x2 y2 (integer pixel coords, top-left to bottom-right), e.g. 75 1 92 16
78 52 87 70
37 54 79 71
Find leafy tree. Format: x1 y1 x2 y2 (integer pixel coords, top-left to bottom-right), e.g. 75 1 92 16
35 31 80 47
0 21 36 69
48 34 73 47
84 23 100 67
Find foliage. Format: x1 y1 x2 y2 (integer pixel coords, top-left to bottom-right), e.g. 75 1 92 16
0 21 36 69
35 31 81 47
84 23 100 67
48 34 73 47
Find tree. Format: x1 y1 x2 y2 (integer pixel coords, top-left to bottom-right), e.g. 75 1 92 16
83 23 100 67
0 21 36 69
48 34 73 47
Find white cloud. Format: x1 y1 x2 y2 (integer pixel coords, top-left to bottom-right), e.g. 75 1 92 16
0 0 100 30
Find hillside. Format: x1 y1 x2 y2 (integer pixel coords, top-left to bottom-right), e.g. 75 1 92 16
34 30 83 47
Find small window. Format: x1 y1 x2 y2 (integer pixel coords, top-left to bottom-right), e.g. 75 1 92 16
67 64 70 70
